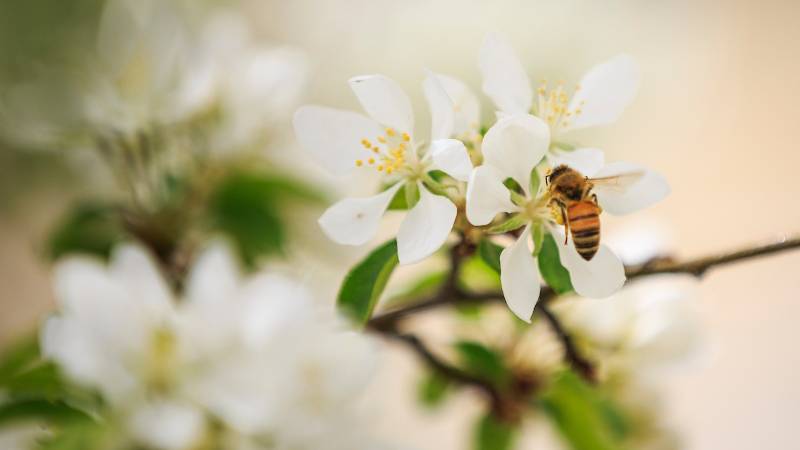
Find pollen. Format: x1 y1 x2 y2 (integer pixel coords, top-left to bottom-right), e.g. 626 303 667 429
386 128 396 137
534 80 584 133
377 165 384 171
361 139 372 149
402 132 410 142
377 135 387 143
368 157 375 164
355 159 363 167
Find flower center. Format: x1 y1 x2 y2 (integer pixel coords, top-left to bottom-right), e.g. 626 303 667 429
354 127 413 175
533 80 584 135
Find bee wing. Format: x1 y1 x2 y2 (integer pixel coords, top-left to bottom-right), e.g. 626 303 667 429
588 171 645 192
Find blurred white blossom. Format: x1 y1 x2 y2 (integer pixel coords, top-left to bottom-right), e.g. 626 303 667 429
552 275 703 377
42 242 388 450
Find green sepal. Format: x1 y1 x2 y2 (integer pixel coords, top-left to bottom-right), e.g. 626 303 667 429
488 214 528 234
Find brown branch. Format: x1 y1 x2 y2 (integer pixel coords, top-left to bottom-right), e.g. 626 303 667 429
369 234 800 326
373 326 504 409
538 304 595 382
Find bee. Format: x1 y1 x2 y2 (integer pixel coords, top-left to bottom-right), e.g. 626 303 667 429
545 164 643 261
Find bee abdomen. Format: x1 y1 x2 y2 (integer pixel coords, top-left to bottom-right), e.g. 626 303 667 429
567 203 601 261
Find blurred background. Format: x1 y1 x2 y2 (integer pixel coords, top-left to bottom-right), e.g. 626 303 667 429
1 0 799 449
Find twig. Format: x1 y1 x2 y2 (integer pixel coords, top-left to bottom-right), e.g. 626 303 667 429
538 304 595 382
369 234 800 325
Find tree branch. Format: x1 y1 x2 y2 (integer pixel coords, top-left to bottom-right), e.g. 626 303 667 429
369 234 800 326
538 304 595 382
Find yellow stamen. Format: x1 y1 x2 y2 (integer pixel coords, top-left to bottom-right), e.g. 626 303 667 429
386 128 396 137
402 132 410 142
368 157 375 164
355 159 363 167
377 135 387 143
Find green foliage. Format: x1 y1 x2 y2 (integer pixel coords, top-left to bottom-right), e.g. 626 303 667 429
336 240 399 326
0 399 90 427
454 341 509 387
417 372 451 409
477 238 504 274
529 167 542 196
537 232 574 294
39 421 110 450
387 182 418 210
209 171 324 267
539 371 629 450
47 203 124 260
487 214 527 234
460 253 501 292
473 413 517 450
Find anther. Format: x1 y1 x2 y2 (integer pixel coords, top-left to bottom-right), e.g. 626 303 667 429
355 159 363 167
402 132 410 142
386 128 396 137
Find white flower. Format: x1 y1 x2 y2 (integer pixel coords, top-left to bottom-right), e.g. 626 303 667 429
42 242 383 449
552 275 703 376
465 127 668 322
479 32 640 145
294 73 474 264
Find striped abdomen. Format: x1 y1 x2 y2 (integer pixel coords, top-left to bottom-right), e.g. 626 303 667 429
567 201 601 260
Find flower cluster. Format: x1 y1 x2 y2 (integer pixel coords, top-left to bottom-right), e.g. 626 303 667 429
42 243 386 450
294 33 670 322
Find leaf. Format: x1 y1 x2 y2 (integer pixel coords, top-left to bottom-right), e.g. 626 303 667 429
529 167 542 196
537 232 573 295
539 371 629 450
209 171 322 267
477 238 504 274
387 182 419 210
473 413 517 450
487 214 527 234
0 399 90 427
454 341 509 387
336 240 399 326
39 421 109 450
417 372 450 409
47 202 124 260
0 334 40 383
459 253 501 292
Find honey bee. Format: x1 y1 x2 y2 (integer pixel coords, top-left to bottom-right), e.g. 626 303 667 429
545 164 643 261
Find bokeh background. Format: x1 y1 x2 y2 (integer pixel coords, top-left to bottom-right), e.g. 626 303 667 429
2 0 799 449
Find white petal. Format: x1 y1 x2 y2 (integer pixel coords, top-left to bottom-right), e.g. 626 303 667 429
110 245 172 313
479 33 532 115
557 235 625 298
397 183 457 265
128 401 204 450
434 73 481 137
592 162 670 215
564 54 640 131
499 227 540 322
349 74 414 133
466 165 518 226
423 73 455 140
293 105 383 175
482 114 549 192
430 139 473 181
547 148 605 176
185 241 241 306
318 182 403 246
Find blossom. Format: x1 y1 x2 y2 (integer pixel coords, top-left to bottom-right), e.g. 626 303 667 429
552 275 703 377
294 73 473 264
479 32 640 147
41 242 384 449
465 127 669 322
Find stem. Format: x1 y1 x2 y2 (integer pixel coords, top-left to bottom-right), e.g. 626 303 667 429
538 305 595 382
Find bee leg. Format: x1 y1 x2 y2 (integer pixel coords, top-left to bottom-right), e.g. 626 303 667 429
560 206 570 245
591 193 603 213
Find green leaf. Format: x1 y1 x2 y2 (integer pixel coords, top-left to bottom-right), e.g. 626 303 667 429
487 214 527 234
0 399 90 427
39 421 110 450
473 413 517 450
47 203 123 260
529 167 542 196
477 238 504 274
336 240 399 326
537 232 573 295
417 372 450 409
209 171 322 267
539 371 628 450
387 182 419 210
0 334 40 383
454 341 509 387
460 253 501 291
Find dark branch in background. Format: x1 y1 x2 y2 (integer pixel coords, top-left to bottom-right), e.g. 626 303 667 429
368 234 800 387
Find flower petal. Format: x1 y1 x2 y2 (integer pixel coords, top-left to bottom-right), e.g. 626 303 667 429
499 226 540 322
318 182 403 246
423 72 455 140
479 33 532 115
564 54 640 131
110 245 172 313
482 114 549 192
185 241 241 306
592 162 670 215
430 138 473 181
556 232 625 298
349 74 414 134
466 165 518 226
397 183 456 264
293 105 383 175
434 73 480 137
547 147 605 176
